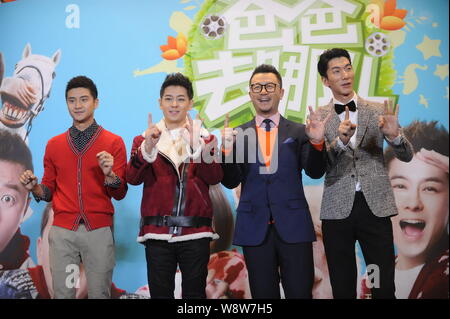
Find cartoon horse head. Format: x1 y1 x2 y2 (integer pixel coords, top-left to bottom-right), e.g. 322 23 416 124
0 43 61 138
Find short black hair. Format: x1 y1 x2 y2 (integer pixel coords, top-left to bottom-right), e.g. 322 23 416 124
385 120 449 166
65 75 98 99
249 64 283 88
160 73 193 100
0 129 33 171
318 48 352 78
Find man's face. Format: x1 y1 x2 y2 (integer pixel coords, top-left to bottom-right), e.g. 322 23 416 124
0 160 30 252
159 85 192 130
37 207 88 299
322 57 354 101
66 87 98 125
389 156 449 264
249 72 284 117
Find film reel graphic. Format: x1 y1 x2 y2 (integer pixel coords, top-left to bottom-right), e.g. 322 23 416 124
200 15 227 40
365 32 391 57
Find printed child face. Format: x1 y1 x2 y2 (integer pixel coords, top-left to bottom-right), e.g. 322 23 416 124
0 160 30 252
159 85 192 130
389 156 449 263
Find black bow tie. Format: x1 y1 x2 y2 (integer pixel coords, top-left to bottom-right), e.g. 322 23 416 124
334 100 356 114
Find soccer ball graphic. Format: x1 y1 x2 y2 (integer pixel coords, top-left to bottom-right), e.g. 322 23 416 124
200 15 227 40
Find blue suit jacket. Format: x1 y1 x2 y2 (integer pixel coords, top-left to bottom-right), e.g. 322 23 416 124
221 116 325 246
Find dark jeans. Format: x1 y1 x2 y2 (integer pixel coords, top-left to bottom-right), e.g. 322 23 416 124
145 238 210 299
243 224 314 299
322 191 396 299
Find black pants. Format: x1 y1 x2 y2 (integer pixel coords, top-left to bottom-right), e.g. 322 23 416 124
145 238 210 299
322 191 396 299
243 224 314 299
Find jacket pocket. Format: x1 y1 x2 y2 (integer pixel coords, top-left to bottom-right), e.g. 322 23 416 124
282 137 297 144
288 198 305 209
237 201 252 213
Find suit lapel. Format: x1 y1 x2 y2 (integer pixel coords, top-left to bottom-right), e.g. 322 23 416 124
277 116 288 156
324 100 340 141
356 97 370 148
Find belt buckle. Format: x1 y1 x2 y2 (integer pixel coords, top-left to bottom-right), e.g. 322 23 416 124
162 215 170 227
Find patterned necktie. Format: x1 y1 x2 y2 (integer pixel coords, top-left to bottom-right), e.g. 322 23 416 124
334 100 356 114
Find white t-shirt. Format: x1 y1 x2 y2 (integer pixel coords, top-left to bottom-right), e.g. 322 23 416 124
394 264 424 299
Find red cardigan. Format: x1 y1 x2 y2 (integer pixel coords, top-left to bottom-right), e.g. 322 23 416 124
41 127 127 231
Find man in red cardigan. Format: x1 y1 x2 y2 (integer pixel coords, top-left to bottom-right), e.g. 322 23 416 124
19 76 127 299
126 73 223 299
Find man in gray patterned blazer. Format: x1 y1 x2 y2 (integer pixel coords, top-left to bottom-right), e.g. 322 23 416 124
316 48 413 299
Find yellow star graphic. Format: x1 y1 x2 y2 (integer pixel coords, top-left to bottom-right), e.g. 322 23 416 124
418 94 429 108
434 64 449 80
416 35 441 60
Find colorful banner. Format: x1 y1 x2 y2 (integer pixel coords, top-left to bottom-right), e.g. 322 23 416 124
0 0 448 299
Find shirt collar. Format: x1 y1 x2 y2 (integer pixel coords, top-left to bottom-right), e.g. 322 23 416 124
69 119 99 138
255 112 280 128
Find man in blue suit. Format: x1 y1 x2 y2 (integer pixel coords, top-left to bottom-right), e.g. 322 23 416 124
221 64 329 298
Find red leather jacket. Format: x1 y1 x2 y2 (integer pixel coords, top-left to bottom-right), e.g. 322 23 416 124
126 126 223 243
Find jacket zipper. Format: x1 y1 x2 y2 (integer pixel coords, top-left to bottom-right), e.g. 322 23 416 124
173 163 186 235
158 152 186 235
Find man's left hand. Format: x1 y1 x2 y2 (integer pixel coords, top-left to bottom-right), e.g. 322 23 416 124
379 100 400 140
182 113 203 151
306 106 331 144
97 151 114 177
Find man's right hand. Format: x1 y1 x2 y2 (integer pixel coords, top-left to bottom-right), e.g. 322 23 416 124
338 106 357 145
144 112 161 154
19 170 38 191
221 113 237 151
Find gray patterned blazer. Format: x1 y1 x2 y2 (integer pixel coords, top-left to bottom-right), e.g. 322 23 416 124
317 96 414 220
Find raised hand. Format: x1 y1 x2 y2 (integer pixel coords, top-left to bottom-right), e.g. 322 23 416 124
221 113 238 151
96 151 114 177
415 148 449 173
182 113 203 150
19 170 38 191
144 112 161 153
338 106 357 145
0 77 37 107
305 106 331 144
379 100 400 140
